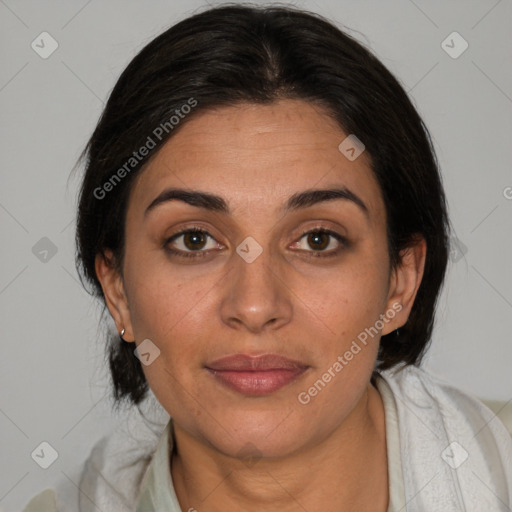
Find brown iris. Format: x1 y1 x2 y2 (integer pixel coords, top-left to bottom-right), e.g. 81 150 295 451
183 231 207 250
307 232 329 251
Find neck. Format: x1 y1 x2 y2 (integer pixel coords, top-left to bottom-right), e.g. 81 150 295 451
170 382 388 512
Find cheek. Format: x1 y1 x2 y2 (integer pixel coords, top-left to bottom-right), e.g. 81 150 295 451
123 267 210 406
295 265 387 420
307 255 389 339
123 253 210 351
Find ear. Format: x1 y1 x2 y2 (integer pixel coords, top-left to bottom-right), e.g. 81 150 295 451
95 250 135 343
381 236 427 336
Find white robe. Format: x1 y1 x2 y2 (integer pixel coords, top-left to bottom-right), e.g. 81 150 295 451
22 365 512 511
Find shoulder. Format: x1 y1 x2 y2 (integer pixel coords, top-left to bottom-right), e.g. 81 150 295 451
22 489 58 512
377 364 512 508
78 395 169 506
22 395 169 511
480 398 512 437
380 364 512 435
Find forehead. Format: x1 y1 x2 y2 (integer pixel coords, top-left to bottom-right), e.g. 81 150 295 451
128 99 384 221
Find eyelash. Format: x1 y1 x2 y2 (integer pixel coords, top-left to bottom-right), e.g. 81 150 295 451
164 225 347 260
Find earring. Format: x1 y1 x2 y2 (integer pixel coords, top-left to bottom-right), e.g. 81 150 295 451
120 328 126 342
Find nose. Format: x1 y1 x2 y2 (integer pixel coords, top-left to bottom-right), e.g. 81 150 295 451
219 244 293 334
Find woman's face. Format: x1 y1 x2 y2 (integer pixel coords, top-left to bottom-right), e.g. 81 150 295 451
98 99 423 459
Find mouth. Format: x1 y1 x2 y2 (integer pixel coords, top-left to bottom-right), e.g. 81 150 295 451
205 354 309 396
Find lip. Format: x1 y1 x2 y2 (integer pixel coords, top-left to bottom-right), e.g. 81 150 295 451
205 354 309 396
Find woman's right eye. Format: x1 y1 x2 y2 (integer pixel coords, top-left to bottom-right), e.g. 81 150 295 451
165 228 220 258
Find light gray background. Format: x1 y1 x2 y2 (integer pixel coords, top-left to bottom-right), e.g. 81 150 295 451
1 0 511 509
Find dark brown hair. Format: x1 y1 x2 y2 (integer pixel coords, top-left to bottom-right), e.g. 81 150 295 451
75 4 450 407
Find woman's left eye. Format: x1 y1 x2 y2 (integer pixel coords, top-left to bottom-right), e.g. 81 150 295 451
292 229 345 257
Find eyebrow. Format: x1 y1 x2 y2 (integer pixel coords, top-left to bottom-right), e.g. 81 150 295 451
144 187 369 218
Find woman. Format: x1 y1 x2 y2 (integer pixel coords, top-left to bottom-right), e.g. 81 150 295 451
23 4 512 511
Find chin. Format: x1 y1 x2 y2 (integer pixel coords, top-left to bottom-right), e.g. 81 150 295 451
196 405 314 461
